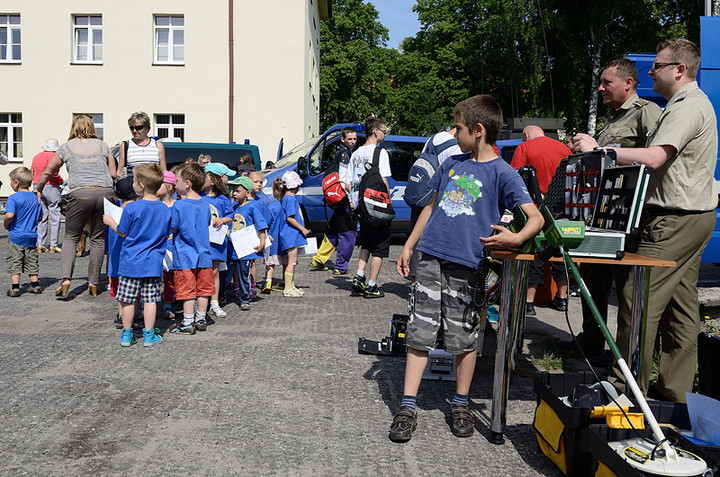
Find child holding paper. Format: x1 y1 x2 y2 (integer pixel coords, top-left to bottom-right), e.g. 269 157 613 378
278 171 309 297
202 169 233 318
227 176 267 311
157 171 177 319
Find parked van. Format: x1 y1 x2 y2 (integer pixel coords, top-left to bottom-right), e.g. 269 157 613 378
262 123 521 234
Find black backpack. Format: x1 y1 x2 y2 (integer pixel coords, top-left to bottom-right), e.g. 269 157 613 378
357 147 395 226
403 136 458 207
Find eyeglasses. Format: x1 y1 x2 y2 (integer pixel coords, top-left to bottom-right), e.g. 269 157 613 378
378 129 387 135
650 62 681 72
129 125 146 132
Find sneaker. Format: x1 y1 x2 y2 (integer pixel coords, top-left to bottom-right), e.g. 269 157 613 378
209 305 227 318
250 288 258 300
163 307 176 320
6 288 20 297
525 303 536 316
283 287 304 297
389 406 418 442
114 314 123 329
332 269 348 275
363 285 384 298
27 284 43 294
450 405 474 437
240 301 252 311
143 328 163 347
549 296 568 312
261 283 272 294
351 274 367 294
119 329 135 347
37 246 48 253
309 260 328 271
169 322 196 335
195 319 208 332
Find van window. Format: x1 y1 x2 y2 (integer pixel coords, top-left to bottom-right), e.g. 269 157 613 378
381 140 423 182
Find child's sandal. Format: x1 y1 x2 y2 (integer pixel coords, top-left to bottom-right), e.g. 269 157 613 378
283 287 304 297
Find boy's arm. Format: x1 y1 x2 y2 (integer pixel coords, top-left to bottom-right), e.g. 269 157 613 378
479 202 543 250
4 212 15 230
397 193 437 277
102 215 127 237
286 216 309 237
254 229 267 253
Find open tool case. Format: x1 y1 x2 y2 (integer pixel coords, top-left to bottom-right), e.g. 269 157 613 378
590 164 651 235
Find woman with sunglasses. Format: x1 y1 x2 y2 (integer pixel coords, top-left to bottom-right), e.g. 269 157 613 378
34 114 116 297
116 111 167 178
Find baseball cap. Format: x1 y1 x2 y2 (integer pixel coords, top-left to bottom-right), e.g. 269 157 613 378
163 171 176 184
227 175 254 190
114 176 138 200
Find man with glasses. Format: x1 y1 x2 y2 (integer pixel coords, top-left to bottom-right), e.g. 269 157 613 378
340 117 393 298
573 39 718 402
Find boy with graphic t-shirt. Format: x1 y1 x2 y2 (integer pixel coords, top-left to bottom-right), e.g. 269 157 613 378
4 167 43 297
168 162 214 334
103 163 171 347
389 95 543 442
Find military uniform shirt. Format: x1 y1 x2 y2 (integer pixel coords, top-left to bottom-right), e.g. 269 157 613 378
645 81 718 211
597 93 662 148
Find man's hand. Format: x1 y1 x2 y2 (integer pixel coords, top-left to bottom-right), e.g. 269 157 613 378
479 225 523 250
396 247 413 277
571 133 599 153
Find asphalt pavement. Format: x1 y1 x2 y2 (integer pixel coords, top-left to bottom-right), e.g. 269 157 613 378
1 227 718 476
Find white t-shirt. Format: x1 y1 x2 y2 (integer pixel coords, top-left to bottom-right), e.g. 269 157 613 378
422 131 462 166
340 144 392 207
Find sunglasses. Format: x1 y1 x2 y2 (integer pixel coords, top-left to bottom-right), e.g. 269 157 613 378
129 125 146 132
650 62 681 72
378 129 387 135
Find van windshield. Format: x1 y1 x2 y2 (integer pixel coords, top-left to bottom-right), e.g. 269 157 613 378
271 137 318 170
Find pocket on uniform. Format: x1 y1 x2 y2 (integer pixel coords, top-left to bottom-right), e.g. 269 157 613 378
643 214 675 244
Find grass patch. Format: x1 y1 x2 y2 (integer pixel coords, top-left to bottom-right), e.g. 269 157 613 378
530 352 563 370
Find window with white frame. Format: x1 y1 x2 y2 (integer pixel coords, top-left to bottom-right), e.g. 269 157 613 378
74 113 104 140
73 15 102 63
154 16 184 64
155 114 185 141
0 113 23 161
0 14 21 63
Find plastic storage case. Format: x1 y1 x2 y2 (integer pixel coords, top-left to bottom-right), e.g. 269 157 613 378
590 164 650 235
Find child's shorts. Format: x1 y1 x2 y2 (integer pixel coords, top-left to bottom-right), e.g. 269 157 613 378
6 242 39 275
108 276 119 299
264 252 287 266
405 251 480 355
359 221 391 258
174 268 215 300
116 276 162 304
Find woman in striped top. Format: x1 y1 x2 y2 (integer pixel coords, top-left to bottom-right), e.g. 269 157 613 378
116 111 167 178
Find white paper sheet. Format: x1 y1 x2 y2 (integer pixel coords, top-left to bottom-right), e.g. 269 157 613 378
103 198 123 224
209 224 228 245
298 236 317 256
230 225 260 259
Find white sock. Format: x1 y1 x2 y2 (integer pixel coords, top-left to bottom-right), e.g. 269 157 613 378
211 300 220 308
368 280 377 287
355 269 365 278
182 313 194 326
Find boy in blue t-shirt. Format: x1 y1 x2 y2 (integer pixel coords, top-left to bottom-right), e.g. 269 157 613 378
389 95 543 442
4 167 43 297
103 163 171 347
107 176 138 329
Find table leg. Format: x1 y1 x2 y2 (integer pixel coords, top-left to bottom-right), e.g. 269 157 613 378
489 258 529 444
627 265 649 377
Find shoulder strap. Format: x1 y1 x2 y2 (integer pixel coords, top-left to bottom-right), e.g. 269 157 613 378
372 146 382 168
123 140 129 157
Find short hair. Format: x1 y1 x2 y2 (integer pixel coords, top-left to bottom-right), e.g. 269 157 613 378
364 117 386 136
341 127 357 139
133 163 164 194
453 95 503 144
127 111 151 129
248 170 263 181
68 114 98 140
604 58 639 86
9 166 32 188
175 161 206 192
657 38 700 79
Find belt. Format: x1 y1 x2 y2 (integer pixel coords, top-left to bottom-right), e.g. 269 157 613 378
645 206 710 216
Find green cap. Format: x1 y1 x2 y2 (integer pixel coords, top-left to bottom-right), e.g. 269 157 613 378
227 175 254 190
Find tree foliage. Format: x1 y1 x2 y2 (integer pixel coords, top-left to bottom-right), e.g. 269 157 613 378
319 0 702 136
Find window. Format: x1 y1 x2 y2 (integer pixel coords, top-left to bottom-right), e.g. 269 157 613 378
154 16 184 64
73 15 102 63
0 113 23 161
0 14 21 63
74 113 103 140
155 114 185 141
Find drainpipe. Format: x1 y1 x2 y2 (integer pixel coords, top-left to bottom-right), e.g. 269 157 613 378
228 0 234 143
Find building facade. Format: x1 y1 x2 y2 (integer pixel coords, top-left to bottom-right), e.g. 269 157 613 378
0 0 330 194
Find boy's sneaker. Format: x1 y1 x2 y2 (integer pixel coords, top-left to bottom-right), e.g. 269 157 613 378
389 406 418 442
6 288 20 297
525 303 536 316
363 285 384 299
549 296 568 312
309 259 328 271
169 322 196 335
261 283 272 294
332 269 348 275
240 302 252 311
450 405 474 437
27 284 42 294
351 274 367 294
114 314 123 329
209 305 227 318
119 329 135 347
195 319 208 332
143 328 163 347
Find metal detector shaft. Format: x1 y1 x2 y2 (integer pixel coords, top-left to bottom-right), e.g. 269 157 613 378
559 246 677 460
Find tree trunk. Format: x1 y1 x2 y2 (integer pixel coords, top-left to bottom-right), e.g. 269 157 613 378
586 47 602 135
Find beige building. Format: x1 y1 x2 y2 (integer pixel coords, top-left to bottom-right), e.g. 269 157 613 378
0 0 331 196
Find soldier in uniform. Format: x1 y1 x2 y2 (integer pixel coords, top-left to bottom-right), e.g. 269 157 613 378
563 59 662 363
574 39 717 402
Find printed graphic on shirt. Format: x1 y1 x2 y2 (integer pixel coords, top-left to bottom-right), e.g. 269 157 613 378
438 171 483 218
209 204 219 225
232 213 247 232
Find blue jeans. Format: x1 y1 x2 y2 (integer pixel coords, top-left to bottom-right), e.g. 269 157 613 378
226 259 252 302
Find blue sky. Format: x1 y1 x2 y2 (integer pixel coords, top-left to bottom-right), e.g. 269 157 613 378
368 1 421 50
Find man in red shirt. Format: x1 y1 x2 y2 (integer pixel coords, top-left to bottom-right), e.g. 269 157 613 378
511 125 571 315
31 138 64 253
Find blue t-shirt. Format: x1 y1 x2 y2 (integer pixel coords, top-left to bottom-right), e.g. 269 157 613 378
230 200 268 260
253 193 273 226
171 198 213 270
266 200 283 256
278 194 307 252
202 193 233 262
116 200 172 278
417 154 532 269
6 191 43 247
